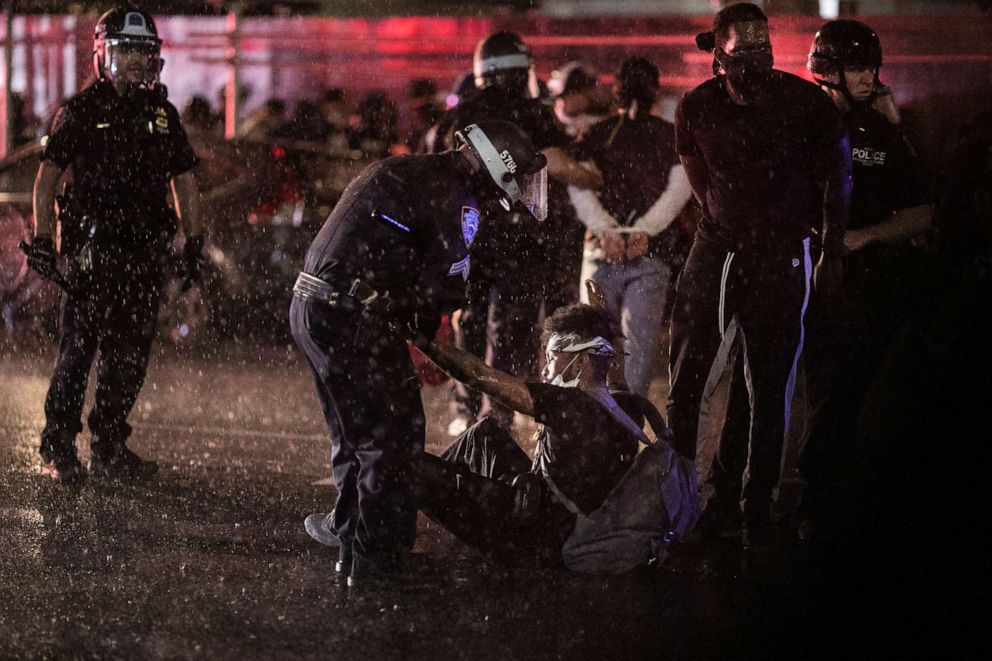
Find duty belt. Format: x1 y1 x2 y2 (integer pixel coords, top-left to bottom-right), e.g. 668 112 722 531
293 272 380 309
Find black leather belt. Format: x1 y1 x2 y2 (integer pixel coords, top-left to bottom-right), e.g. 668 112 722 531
293 272 379 309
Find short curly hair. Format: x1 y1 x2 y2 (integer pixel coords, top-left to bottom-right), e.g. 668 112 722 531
541 303 617 348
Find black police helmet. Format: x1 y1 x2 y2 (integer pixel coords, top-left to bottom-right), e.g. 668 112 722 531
473 31 532 90
455 120 548 219
808 19 882 76
93 7 162 83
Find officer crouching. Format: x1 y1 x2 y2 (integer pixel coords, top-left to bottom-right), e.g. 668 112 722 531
22 7 203 485
292 120 546 586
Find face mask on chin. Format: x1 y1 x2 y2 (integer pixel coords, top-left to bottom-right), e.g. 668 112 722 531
544 353 583 389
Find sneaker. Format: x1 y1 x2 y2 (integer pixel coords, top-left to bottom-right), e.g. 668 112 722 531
304 511 342 548
41 453 87 487
89 444 158 481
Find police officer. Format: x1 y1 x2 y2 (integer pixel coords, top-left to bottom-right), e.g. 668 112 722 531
432 31 602 433
293 120 546 586
23 7 202 486
669 2 851 549
798 20 932 540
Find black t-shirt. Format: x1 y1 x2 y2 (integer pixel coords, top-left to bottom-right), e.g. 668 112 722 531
527 383 640 515
303 152 482 325
676 71 846 253
433 87 570 279
575 114 683 258
42 80 199 248
845 104 929 231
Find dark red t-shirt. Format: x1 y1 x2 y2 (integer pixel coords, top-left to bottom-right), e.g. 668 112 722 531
676 71 846 253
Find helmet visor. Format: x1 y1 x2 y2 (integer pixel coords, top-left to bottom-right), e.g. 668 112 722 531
519 166 548 222
105 38 162 83
461 124 548 221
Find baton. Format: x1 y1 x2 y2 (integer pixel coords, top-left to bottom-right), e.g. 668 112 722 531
18 240 76 294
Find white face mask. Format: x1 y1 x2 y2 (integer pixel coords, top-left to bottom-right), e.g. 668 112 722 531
544 352 583 388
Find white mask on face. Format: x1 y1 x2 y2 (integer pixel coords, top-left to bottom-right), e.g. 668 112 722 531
544 352 583 388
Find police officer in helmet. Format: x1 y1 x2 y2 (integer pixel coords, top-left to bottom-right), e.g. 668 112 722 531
432 31 601 433
798 19 932 541
294 120 546 586
22 7 203 485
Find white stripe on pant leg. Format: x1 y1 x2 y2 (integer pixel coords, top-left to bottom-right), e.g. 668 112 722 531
783 238 813 434
718 251 735 341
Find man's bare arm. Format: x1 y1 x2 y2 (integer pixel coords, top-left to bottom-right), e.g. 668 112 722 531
543 146 603 190
32 160 63 238
421 340 535 417
171 170 203 237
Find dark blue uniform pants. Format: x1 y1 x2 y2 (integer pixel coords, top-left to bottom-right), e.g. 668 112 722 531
290 295 424 574
40 260 161 461
667 238 811 524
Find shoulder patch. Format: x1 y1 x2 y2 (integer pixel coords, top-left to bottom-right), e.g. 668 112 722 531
461 206 480 247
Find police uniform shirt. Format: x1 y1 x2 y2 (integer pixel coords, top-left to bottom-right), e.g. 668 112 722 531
527 383 640 515
42 80 199 247
574 113 683 258
675 71 846 253
303 152 481 323
845 104 929 231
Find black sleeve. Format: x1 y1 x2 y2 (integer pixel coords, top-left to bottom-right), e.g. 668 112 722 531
40 104 83 169
528 104 570 151
886 128 930 211
811 89 848 170
165 103 200 178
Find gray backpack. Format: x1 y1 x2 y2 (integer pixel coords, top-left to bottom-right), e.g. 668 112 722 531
560 396 700 574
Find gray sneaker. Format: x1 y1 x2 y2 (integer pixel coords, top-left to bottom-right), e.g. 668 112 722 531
304 511 342 548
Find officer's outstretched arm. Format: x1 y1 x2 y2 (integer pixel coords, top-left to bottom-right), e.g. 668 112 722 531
32 160 63 238
542 147 603 190
421 340 535 417
171 170 203 238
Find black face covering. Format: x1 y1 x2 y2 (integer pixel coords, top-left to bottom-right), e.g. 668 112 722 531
716 48 774 100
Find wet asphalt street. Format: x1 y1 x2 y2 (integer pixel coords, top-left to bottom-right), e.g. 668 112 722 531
0 338 954 660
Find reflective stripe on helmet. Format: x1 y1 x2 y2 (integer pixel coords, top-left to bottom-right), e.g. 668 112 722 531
461 124 522 203
473 53 531 77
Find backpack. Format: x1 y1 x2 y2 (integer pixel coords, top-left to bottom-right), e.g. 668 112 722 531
560 394 700 574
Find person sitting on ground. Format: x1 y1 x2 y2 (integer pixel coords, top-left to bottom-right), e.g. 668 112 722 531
414 303 656 565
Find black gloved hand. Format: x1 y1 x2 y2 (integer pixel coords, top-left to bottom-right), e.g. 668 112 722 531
181 235 205 291
23 237 57 278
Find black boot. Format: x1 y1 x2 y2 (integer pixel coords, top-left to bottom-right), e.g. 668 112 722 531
41 451 88 487
89 436 158 481
40 433 87 487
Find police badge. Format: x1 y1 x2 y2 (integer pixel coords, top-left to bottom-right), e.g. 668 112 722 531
461 206 480 247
